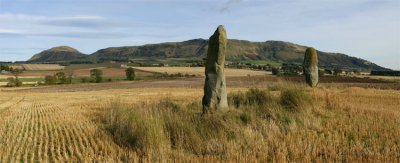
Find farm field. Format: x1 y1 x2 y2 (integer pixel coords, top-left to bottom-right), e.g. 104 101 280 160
361 75 400 82
0 64 273 86
0 76 399 162
22 64 65 71
1 64 155 83
133 67 272 76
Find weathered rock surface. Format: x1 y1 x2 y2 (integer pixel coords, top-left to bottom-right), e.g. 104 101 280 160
202 25 228 113
303 47 319 87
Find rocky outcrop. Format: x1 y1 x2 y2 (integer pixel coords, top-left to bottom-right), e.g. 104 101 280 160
202 25 229 113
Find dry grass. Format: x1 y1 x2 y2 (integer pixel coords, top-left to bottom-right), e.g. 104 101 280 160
22 64 65 71
358 75 400 82
0 81 399 162
133 67 271 77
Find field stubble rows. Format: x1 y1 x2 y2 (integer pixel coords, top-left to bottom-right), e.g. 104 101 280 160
0 96 139 162
0 80 399 161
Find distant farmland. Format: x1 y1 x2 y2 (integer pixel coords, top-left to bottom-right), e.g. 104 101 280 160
133 67 271 77
22 64 65 71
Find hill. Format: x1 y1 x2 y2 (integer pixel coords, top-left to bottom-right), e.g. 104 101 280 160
28 40 388 71
89 39 387 71
28 46 87 63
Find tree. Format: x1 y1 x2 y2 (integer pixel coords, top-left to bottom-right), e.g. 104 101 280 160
125 67 136 81
11 68 23 77
44 75 57 85
272 67 280 75
0 64 11 71
282 64 302 76
6 77 22 87
65 70 74 84
318 69 325 77
90 69 103 83
324 69 333 75
80 77 89 83
55 72 67 84
6 77 15 87
7 68 23 87
333 68 343 76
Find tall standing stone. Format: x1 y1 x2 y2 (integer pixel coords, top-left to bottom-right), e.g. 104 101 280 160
202 25 228 113
303 47 319 87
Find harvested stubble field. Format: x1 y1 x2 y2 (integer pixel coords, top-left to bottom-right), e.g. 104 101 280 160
22 64 65 71
0 77 399 162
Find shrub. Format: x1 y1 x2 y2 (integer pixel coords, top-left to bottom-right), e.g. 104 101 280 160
44 75 57 85
333 67 343 76
125 67 135 81
90 69 103 83
55 72 67 84
80 77 89 83
6 77 22 87
0 64 12 71
272 67 280 75
66 76 73 84
239 112 252 124
280 88 312 111
246 88 272 106
318 70 325 77
229 88 273 108
42 72 72 85
229 92 246 108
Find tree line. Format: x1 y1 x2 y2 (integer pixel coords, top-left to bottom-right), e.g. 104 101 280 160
370 70 400 76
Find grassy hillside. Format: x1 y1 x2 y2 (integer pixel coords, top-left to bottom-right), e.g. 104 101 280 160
27 40 388 71
28 46 87 63
90 39 387 71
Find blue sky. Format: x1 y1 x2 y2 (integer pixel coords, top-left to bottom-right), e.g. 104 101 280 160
0 0 399 69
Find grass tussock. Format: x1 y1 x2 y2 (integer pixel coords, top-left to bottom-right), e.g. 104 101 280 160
104 98 237 160
102 87 400 162
280 88 312 111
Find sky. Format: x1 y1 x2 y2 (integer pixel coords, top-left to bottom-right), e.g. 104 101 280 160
0 0 399 70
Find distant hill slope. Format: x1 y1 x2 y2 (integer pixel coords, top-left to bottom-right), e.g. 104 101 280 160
28 40 388 71
89 39 388 71
28 46 87 63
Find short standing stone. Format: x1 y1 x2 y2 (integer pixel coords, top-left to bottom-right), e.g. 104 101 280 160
303 47 319 87
202 25 229 113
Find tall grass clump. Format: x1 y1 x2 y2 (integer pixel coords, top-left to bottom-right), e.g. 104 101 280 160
103 98 237 159
105 100 169 158
99 87 400 161
229 88 273 108
280 88 312 111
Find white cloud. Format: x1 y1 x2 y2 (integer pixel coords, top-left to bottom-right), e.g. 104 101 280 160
0 13 109 28
0 28 22 34
0 13 129 39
